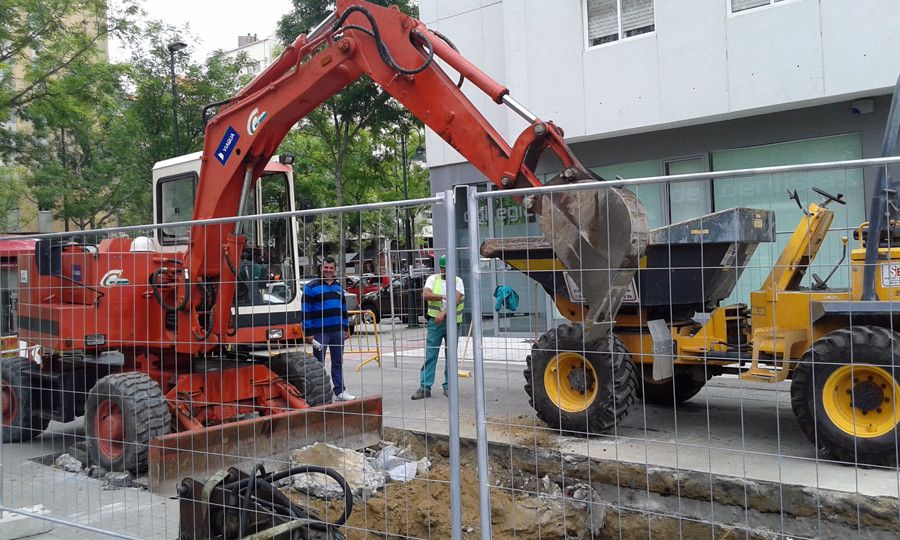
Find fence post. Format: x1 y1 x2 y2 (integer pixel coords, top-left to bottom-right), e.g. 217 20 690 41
466 186 493 538
444 189 462 539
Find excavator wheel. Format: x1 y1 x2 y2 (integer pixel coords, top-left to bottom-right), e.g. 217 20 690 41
85 372 171 472
2 357 50 443
791 326 900 466
269 352 333 407
637 365 712 406
524 323 637 435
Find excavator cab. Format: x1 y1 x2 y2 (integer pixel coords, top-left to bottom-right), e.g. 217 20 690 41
152 153 306 345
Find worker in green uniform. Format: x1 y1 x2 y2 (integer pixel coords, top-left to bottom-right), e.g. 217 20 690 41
411 255 464 400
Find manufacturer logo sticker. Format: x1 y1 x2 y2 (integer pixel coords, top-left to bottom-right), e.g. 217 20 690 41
100 269 130 287
215 126 240 165
247 108 268 135
881 263 900 287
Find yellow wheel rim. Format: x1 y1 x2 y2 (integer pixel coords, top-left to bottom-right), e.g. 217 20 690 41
822 365 900 438
543 352 598 413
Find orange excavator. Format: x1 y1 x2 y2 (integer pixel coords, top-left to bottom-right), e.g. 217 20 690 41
2 1 646 488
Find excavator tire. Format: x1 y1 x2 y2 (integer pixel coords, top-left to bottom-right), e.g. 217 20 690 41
85 372 171 472
269 352 333 407
525 323 637 435
637 365 711 406
2 357 49 443
791 326 900 466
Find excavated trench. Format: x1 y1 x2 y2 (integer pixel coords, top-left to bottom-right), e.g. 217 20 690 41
278 427 900 539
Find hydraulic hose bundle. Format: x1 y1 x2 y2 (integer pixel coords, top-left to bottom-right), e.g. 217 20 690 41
177 463 352 540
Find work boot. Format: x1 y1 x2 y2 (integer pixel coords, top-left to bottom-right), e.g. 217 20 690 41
411 387 431 400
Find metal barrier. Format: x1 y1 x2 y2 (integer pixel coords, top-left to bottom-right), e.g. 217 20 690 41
346 309 382 372
465 156 900 539
3 156 900 538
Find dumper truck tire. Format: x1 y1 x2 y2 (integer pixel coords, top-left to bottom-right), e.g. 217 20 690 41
791 326 900 466
85 372 171 473
637 365 711 406
2 357 50 443
269 352 333 407
525 323 637 435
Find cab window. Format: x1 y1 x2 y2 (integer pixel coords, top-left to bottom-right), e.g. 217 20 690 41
157 174 196 245
236 172 296 306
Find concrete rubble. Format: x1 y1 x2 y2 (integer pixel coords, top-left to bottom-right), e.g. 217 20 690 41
53 453 83 473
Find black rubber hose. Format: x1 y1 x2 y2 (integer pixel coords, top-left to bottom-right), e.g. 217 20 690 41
262 464 354 526
333 5 434 76
149 268 190 312
429 29 465 88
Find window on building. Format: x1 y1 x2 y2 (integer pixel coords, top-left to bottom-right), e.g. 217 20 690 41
586 0 655 47
730 0 788 14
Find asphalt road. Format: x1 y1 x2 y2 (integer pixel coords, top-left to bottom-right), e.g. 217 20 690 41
1 322 898 538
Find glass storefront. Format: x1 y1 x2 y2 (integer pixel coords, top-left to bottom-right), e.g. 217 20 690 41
459 132 865 335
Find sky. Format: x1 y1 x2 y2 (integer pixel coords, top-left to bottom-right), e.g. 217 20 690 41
109 0 295 62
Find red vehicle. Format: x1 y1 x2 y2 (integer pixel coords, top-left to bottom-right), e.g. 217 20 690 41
2 1 642 488
345 273 389 299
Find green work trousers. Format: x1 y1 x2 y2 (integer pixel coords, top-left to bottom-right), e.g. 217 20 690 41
420 318 449 391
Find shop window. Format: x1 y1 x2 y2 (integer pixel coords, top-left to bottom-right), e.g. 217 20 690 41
586 0 655 48
592 159 665 229
712 133 863 303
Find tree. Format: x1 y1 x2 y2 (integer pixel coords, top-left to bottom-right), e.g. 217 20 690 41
108 22 249 225
276 0 419 277
14 21 250 230
0 0 138 159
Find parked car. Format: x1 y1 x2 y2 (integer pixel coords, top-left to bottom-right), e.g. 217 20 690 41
345 274 388 299
359 274 426 324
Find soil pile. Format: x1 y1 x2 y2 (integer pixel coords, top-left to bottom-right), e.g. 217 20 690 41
283 434 605 539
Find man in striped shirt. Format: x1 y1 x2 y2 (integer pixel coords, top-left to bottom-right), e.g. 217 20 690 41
303 257 355 401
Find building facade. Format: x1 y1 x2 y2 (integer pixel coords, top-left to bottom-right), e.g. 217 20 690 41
220 34 280 78
420 0 900 334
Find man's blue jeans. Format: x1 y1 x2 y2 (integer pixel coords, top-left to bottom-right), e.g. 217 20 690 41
313 330 346 395
420 318 448 391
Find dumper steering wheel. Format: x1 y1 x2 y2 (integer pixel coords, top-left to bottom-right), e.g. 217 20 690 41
812 186 846 206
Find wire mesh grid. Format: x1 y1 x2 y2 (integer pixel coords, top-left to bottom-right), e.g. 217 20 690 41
0 192 471 539
465 158 900 539
2 158 900 539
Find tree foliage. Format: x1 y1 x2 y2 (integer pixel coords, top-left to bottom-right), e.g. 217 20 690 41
9 19 249 230
0 0 137 158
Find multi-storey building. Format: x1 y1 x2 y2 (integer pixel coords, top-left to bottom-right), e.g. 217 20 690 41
421 0 900 333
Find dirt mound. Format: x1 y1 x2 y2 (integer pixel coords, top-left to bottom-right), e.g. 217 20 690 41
284 441 604 539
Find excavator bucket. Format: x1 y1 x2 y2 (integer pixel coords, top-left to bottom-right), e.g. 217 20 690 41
483 178 648 345
147 396 382 494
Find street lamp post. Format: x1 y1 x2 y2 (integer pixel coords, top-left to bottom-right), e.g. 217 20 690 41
400 129 425 328
167 41 187 157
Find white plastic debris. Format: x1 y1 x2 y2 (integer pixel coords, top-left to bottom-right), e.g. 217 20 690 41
289 442 384 500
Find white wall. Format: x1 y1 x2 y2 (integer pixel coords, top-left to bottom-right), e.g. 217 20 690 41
420 0 900 168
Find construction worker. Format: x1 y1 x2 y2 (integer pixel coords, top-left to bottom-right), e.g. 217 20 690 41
412 254 464 400
303 256 355 401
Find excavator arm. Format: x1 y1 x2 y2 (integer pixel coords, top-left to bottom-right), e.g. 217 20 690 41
179 0 647 351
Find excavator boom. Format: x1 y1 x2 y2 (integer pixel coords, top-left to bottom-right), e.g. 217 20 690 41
183 0 648 351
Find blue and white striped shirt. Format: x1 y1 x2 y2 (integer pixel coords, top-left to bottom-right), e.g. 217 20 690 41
302 279 349 334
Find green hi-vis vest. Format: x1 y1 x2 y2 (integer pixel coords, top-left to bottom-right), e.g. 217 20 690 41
427 275 463 323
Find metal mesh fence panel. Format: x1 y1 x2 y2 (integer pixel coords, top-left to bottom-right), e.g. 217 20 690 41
465 158 900 539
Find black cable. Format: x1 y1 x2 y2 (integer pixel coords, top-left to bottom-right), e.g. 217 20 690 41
429 29 465 88
333 5 434 75
149 268 190 312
